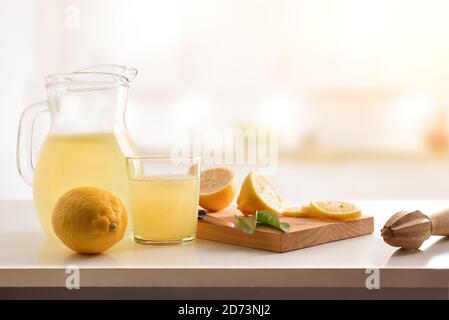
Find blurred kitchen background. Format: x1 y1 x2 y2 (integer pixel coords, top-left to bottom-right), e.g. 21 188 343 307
3 0 449 202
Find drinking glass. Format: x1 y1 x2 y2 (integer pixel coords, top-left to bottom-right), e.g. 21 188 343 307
126 156 200 245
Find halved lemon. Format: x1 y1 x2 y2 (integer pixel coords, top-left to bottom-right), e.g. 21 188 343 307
199 167 236 211
304 200 362 220
237 170 284 216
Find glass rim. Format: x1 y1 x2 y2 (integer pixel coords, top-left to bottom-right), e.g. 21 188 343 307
125 155 201 161
45 64 137 88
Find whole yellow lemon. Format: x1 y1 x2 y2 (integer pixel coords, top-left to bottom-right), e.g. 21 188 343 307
52 186 128 254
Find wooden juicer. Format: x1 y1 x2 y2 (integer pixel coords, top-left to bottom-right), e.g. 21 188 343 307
381 208 449 250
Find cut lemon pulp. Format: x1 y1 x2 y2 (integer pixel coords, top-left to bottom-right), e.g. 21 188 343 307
303 200 362 220
237 170 284 216
199 167 236 211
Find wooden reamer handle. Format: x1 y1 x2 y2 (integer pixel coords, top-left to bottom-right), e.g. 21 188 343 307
429 208 449 236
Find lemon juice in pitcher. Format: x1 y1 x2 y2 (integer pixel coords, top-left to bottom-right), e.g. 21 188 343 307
17 65 138 237
33 133 131 236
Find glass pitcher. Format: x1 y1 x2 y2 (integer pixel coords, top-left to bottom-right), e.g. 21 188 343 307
17 64 137 237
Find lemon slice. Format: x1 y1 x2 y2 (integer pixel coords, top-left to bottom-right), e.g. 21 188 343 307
199 167 236 211
305 200 362 220
283 206 319 218
237 170 284 216
283 206 303 217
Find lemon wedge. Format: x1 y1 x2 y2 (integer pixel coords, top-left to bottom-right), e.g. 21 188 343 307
237 170 284 216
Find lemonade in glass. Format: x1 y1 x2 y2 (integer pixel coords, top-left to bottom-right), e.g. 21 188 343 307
126 156 200 245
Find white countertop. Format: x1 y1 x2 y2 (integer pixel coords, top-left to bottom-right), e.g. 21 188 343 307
1 200 449 289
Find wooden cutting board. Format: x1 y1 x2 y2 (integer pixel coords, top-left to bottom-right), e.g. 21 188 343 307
197 206 374 252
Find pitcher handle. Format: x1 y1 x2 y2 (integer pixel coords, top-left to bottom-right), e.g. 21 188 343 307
17 100 49 185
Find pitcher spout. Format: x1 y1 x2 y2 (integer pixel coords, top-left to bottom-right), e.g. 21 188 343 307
74 64 138 83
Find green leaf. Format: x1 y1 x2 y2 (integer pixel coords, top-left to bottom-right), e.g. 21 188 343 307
235 214 257 234
235 210 290 234
256 210 290 233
